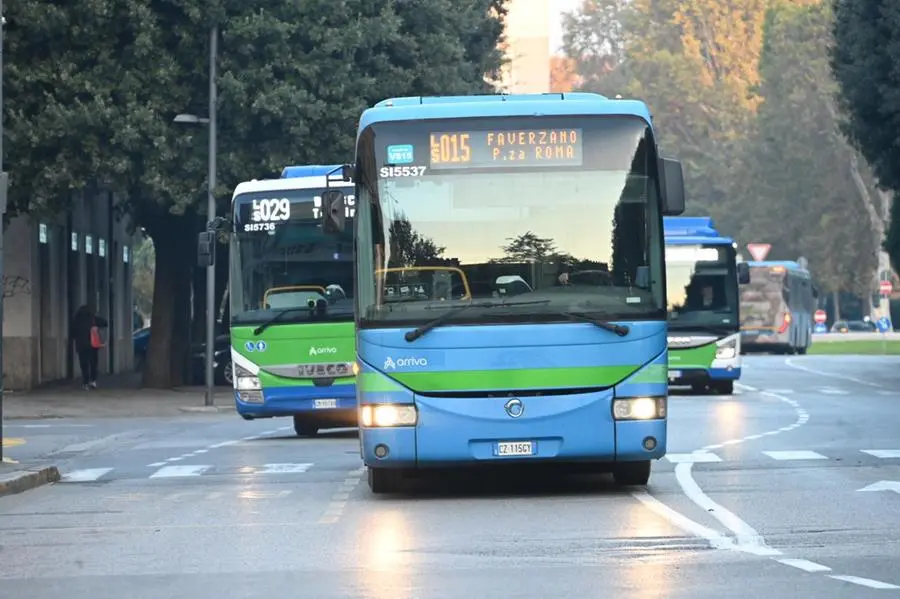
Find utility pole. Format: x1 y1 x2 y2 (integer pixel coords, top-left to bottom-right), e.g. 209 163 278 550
204 24 217 407
0 3 9 462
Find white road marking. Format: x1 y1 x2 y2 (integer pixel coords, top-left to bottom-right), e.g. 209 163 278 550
777 559 832 573
632 491 735 551
257 463 313 474
877 390 900 396
818 387 849 395
146 426 292 468
60 468 114 482
762 450 827 461
828 575 900 590
318 467 364 525
765 389 795 394
149 465 212 478
665 452 722 463
862 449 900 459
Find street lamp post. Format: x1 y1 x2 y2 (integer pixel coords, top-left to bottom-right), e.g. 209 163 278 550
174 24 217 408
0 5 7 461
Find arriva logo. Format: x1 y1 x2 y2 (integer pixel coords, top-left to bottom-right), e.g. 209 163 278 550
309 347 337 356
383 356 428 370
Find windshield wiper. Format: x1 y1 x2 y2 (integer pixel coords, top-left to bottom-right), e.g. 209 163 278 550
253 307 310 336
404 299 551 343
560 312 630 337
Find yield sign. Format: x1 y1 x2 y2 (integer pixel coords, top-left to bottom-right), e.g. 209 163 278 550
747 243 771 262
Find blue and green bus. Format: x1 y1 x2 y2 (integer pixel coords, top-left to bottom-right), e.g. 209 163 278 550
664 217 748 395
227 165 358 436
320 93 685 493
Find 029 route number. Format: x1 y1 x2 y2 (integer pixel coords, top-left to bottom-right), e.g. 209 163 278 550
251 198 291 223
380 166 427 178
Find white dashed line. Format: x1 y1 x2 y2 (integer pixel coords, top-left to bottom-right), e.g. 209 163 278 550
777 558 832 573
145 426 292 467
861 449 900 459
763 450 828 461
828 575 900 590
318 467 365 525
665 452 722 464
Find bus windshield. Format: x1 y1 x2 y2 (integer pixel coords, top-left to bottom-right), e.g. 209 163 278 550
229 188 355 325
666 244 738 329
740 266 788 330
354 115 665 328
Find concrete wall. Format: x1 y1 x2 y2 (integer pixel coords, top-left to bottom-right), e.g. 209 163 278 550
2 190 137 390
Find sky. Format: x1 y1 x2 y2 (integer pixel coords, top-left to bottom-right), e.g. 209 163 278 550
550 0 581 55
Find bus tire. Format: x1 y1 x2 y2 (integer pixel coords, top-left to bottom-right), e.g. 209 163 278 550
368 467 404 494
293 416 319 437
612 460 651 486
712 381 734 395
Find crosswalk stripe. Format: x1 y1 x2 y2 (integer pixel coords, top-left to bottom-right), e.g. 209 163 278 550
861 449 900 459
763 451 828 461
149 465 212 478
258 463 313 474
61 468 114 482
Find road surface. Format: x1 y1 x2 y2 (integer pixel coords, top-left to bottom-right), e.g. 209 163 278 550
2 355 899 598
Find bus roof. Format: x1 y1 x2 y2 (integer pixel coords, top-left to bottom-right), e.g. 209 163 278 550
746 260 811 276
357 93 653 140
231 174 352 199
280 164 344 178
663 216 735 246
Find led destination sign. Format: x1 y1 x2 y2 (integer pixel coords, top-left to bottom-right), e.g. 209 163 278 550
429 128 583 169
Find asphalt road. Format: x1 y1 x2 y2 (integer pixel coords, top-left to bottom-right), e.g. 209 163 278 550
2 355 900 598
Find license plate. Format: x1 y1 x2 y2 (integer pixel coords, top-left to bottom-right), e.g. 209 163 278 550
669 370 682 380
496 441 534 456
313 399 337 409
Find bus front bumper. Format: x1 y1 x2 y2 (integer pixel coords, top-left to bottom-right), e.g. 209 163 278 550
358 390 666 469
235 384 357 421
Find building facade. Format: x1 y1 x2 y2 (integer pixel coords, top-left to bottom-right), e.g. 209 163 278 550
499 0 552 93
3 190 137 390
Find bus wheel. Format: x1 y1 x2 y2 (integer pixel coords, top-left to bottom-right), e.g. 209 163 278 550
293 416 319 437
368 467 404 494
612 461 651 486
712 381 734 395
797 347 807 355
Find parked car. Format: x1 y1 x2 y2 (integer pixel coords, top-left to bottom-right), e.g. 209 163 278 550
191 332 233 386
830 319 876 333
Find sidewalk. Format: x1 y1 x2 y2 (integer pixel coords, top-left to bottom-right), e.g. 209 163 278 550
3 379 235 420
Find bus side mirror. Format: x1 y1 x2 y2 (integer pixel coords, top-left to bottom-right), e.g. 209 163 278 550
198 231 215 267
321 189 346 234
659 157 685 216
737 262 750 285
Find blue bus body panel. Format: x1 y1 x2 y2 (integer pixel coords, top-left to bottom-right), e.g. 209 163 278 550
235 383 357 418
358 93 654 142
663 216 735 246
357 321 667 467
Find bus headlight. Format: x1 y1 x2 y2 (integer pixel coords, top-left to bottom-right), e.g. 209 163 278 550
360 404 417 427
234 364 261 391
613 397 666 420
715 337 738 359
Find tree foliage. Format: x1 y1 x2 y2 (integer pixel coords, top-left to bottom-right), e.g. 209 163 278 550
5 0 507 387
132 235 156 322
388 218 446 268
831 0 900 273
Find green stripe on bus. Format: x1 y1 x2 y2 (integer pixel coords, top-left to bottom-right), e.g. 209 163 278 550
667 343 717 369
384 365 638 392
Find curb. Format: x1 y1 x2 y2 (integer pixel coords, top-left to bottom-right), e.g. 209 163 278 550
0 465 61 498
178 405 235 413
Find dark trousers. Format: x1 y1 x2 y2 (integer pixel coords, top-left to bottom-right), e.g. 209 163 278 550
77 347 99 385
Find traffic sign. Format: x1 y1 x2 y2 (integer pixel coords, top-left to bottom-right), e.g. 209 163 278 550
880 280 893 295
747 243 771 262
814 309 827 324
876 316 892 333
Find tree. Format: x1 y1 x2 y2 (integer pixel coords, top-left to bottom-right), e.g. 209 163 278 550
563 0 768 217
5 0 508 387
831 0 900 273
497 231 559 262
729 1 878 307
388 217 446 268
